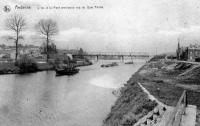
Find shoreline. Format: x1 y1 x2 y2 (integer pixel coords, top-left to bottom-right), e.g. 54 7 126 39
103 61 158 126
103 55 200 126
0 61 92 75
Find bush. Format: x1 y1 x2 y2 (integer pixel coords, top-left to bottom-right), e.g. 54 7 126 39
149 54 166 62
103 83 158 126
16 55 38 73
142 100 157 111
122 116 137 126
48 59 56 66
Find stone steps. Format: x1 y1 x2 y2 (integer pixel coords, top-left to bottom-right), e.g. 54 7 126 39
134 105 170 126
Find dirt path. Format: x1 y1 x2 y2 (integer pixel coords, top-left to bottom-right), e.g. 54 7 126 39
135 82 174 126
138 82 197 126
179 64 200 76
138 82 168 107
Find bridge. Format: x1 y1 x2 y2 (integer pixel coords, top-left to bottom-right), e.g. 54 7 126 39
72 52 150 61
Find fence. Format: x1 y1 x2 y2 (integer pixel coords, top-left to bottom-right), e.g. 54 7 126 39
165 90 187 126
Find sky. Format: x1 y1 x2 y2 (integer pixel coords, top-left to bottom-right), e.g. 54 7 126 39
1 0 200 54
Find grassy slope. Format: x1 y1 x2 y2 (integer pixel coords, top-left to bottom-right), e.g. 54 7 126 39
103 66 157 126
103 55 200 126
140 56 200 126
138 60 200 108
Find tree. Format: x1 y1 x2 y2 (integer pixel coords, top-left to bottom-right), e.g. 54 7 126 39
35 19 58 62
78 48 84 59
40 42 57 54
16 55 38 73
78 48 84 55
5 14 26 63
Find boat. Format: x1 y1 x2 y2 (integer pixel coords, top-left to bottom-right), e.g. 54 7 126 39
55 64 79 76
101 62 118 67
125 61 134 64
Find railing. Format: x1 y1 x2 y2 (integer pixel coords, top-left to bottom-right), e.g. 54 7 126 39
165 90 187 126
85 52 149 55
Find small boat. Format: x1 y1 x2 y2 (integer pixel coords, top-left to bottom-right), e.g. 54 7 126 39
55 64 79 76
125 61 134 64
101 62 118 67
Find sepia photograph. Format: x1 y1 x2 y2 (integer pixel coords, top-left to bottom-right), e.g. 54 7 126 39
0 0 200 126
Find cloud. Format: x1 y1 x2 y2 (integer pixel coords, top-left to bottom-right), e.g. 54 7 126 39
157 25 200 36
54 28 138 52
1 0 200 54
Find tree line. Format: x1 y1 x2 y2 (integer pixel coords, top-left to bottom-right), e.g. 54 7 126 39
5 13 59 63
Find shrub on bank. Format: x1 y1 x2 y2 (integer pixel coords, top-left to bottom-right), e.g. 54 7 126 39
36 63 54 71
16 55 38 73
149 54 166 62
0 62 20 74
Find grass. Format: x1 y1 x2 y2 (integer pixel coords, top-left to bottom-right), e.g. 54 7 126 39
138 56 200 108
103 75 157 126
148 54 166 62
142 82 184 106
140 55 200 125
104 55 200 126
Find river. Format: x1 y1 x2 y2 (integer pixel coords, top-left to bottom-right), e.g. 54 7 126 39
0 59 146 126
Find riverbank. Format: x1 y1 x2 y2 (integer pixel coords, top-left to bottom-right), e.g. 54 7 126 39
0 62 54 74
0 60 141 126
103 55 200 126
138 56 200 126
0 60 92 75
137 57 200 108
0 62 20 74
103 63 158 126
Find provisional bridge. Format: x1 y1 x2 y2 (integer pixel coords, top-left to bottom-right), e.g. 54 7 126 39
72 52 150 61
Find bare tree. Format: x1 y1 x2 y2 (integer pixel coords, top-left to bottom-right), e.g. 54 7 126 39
35 19 58 62
5 14 26 63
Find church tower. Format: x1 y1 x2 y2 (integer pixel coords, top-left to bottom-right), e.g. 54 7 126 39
176 39 180 60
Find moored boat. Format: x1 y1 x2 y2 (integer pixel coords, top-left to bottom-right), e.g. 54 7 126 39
125 61 134 64
101 62 118 68
55 64 79 76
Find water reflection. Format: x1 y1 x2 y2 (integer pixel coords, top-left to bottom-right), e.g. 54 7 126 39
0 60 145 126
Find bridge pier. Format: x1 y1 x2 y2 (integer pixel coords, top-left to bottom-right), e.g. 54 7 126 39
96 55 99 61
130 55 133 62
121 55 124 62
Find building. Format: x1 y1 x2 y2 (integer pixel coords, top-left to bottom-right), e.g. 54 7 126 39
176 42 181 60
187 48 200 62
177 42 200 62
176 42 188 61
0 44 41 61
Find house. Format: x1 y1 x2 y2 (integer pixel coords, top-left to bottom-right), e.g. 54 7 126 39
177 42 200 62
187 48 200 62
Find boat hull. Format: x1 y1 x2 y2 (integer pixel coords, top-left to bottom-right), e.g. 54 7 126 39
56 69 79 76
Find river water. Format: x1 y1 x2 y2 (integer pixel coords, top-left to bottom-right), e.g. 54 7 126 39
0 60 145 126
